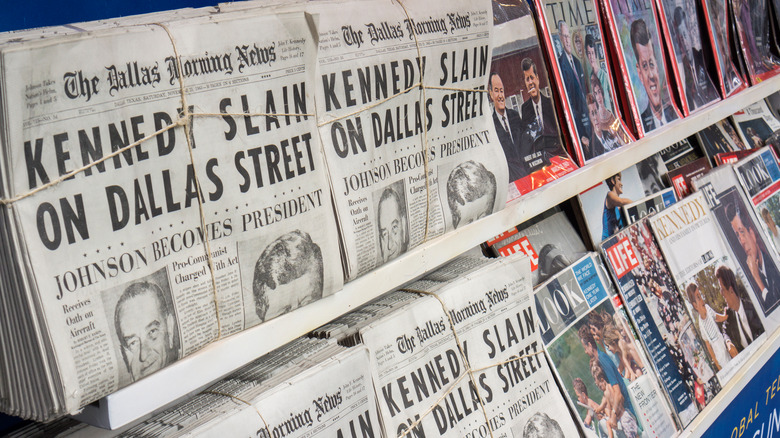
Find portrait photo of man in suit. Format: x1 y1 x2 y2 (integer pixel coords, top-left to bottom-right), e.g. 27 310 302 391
630 18 678 133
520 58 557 139
557 20 591 142
716 265 764 353
727 202 780 314
488 71 525 182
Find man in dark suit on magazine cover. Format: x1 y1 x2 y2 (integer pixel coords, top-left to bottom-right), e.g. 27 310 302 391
488 72 526 182
518 58 566 173
520 58 557 138
717 265 765 353
727 202 780 313
557 20 591 142
630 18 678 133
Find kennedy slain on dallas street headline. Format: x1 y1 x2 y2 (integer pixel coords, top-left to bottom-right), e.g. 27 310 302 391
5 14 344 412
313 0 508 278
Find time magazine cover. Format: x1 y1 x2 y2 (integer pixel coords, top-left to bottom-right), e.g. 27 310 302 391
536 253 678 437
656 0 721 116
490 0 578 199
600 0 682 137
700 0 749 97
533 0 634 165
601 220 724 427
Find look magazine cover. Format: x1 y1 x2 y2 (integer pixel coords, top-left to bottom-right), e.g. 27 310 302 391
533 0 634 165
536 254 678 437
730 0 780 84
600 0 682 136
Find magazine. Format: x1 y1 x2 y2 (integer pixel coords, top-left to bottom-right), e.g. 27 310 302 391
648 192 769 380
622 187 677 225
600 0 682 137
491 211 588 286
731 100 780 149
730 0 780 85
578 155 669 245
490 0 578 198
667 157 712 198
714 149 756 165
536 253 678 437
659 137 705 170
696 119 749 164
732 148 780 319
533 0 633 165
700 0 749 97
656 0 721 115
602 220 726 427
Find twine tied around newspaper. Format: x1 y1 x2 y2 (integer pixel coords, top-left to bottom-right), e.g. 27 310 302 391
0 2 489 343
203 390 274 438
399 288 547 438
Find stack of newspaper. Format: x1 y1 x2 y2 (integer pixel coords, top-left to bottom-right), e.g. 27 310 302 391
0 6 345 421
309 0 509 280
7 338 376 437
356 254 582 437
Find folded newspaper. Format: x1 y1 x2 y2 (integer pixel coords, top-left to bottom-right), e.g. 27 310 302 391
310 0 509 280
0 8 345 421
359 254 582 437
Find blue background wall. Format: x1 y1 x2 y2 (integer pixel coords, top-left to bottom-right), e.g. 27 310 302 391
0 0 220 32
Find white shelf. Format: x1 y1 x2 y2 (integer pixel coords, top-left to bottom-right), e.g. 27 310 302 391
73 74 780 430
678 321 780 438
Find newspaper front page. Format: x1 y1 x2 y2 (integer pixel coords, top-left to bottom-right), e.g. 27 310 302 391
0 10 342 417
360 255 581 437
535 253 678 437
311 0 509 279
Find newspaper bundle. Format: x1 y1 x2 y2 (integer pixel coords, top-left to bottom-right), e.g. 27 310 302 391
535 253 678 437
117 343 378 437
648 192 770 382
310 0 509 280
0 9 344 420
601 220 722 427
359 255 581 437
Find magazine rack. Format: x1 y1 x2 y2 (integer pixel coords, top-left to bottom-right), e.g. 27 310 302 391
55 75 779 432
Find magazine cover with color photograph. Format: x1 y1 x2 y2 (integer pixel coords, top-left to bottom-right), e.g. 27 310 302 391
533 0 634 165
600 0 682 136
